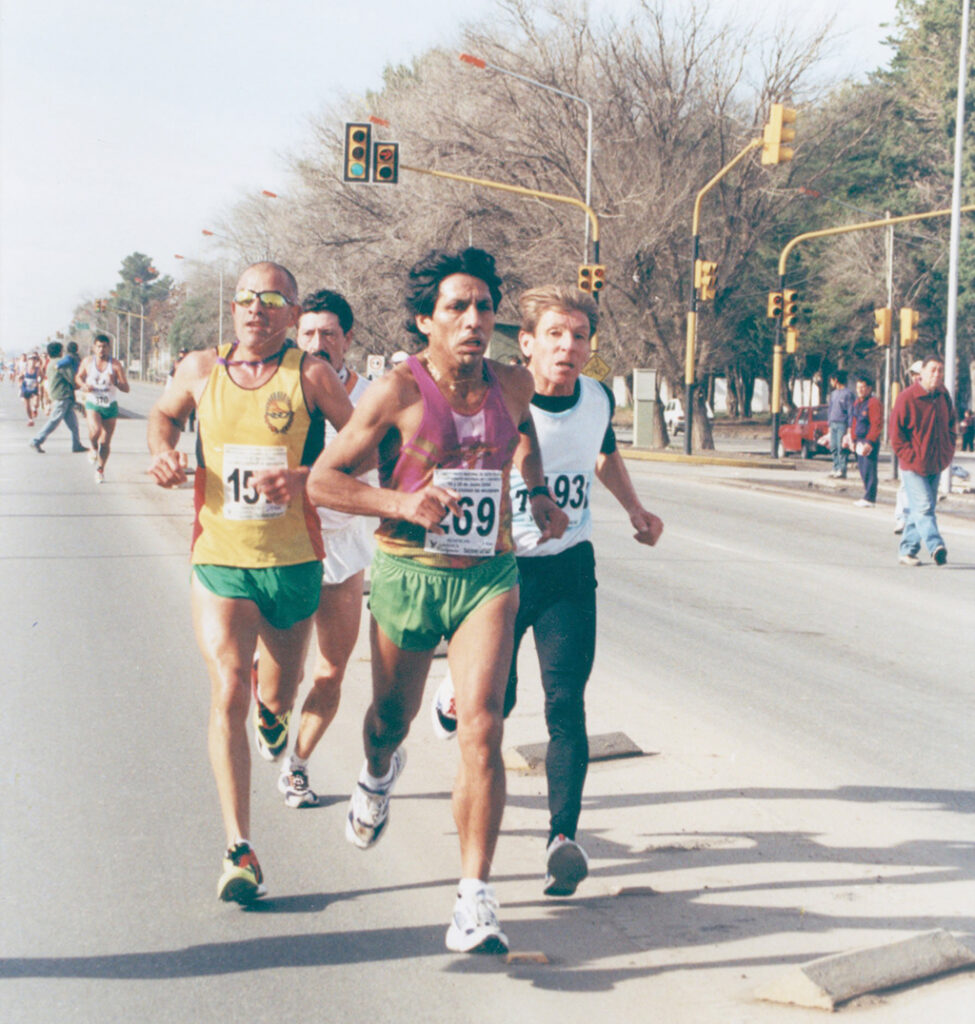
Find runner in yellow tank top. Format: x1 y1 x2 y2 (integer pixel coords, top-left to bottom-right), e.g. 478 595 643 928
147 261 354 904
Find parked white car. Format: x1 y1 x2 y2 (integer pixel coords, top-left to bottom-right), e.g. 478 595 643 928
663 398 713 434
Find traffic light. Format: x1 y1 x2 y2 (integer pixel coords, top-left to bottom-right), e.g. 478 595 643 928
899 307 919 346
372 141 399 184
694 259 717 301
343 122 372 182
767 291 783 319
578 264 607 293
782 289 799 327
761 103 797 165
873 307 892 346
785 326 799 354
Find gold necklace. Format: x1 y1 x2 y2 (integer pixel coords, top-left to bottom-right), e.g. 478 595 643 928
421 354 487 394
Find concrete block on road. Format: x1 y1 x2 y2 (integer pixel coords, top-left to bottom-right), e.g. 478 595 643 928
755 929 975 1010
504 731 646 772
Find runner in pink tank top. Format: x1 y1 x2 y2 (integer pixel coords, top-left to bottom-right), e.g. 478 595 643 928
308 247 566 954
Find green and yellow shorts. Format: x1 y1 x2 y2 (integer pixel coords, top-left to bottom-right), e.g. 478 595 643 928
193 561 323 631
368 549 518 651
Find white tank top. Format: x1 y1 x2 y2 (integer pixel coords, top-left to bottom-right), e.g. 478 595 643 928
87 358 117 407
510 376 612 557
318 367 378 533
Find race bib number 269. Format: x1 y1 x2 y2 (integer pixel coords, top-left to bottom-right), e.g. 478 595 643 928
424 468 502 557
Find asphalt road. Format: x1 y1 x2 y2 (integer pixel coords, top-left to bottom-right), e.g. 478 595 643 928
2 380 973 1023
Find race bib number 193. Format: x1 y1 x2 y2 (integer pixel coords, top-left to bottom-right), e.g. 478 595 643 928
424 468 502 557
222 444 288 521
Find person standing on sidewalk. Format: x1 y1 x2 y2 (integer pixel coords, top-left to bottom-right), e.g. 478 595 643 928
891 355 956 566
30 341 87 454
147 261 353 903
826 371 855 479
307 247 566 954
846 373 883 507
431 284 664 898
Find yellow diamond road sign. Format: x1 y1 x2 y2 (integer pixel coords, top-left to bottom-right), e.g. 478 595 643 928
582 353 610 381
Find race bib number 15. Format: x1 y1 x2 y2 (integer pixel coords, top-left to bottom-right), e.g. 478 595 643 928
424 468 502 557
222 444 288 521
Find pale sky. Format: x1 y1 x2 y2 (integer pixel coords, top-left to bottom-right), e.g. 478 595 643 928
0 0 902 354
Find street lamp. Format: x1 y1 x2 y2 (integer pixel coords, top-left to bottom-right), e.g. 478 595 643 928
460 52 594 262
200 231 228 347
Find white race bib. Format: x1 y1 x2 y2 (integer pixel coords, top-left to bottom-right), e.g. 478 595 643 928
424 468 502 557
222 444 288 521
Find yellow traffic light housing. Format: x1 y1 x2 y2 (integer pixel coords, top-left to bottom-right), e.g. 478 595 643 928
785 326 799 354
343 122 372 182
578 264 606 293
762 103 797 165
899 307 919 346
767 291 783 319
873 307 892 346
782 289 799 327
591 265 606 293
578 265 593 292
694 259 717 301
372 141 399 184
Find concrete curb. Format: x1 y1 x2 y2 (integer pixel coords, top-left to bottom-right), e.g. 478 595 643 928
621 447 796 470
755 929 975 1010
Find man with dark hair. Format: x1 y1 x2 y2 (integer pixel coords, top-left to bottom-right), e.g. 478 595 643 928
846 373 883 507
432 284 664 898
307 247 566 954
891 355 956 566
826 370 854 478
30 341 87 454
76 334 130 483
147 261 353 903
273 288 375 808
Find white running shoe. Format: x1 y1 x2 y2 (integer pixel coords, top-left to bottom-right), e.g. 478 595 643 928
88 449 98 464
345 747 406 849
445 884 509 954
430 676 458 740
94 467 104 484
543 835 589 897
278 764 318 808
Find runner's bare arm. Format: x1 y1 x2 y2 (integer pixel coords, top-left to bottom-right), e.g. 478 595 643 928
114 359 131 393
306 372 460 529
147 350 211 487
596 449 663 546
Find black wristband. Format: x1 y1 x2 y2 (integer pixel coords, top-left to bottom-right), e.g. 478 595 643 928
528 485 550 499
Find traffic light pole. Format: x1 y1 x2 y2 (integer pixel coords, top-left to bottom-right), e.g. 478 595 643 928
770 271 785 457
685 137 763 455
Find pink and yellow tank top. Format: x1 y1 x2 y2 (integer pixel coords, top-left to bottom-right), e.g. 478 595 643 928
191 345 325 568
375 354 519 568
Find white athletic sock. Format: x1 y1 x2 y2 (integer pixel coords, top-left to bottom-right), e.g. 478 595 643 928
457 877 488 898
289 753 308 771
361 760 394 790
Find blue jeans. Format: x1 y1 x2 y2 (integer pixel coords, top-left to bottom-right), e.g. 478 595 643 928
829 422 848 476
33 398 84 449
856 448 878 503
899 470 945 557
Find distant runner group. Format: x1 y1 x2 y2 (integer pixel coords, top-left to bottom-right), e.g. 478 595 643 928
147 248 664 955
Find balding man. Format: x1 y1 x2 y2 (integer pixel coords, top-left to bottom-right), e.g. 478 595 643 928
148 262 353 903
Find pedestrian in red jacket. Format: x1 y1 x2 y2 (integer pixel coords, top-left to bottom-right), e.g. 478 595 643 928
891 356 956 566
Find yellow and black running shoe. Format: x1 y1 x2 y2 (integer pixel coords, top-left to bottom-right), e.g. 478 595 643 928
217 841 267 903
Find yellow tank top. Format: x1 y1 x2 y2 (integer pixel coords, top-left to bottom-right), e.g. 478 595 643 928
191 345 325 567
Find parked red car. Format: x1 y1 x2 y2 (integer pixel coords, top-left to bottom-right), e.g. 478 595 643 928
777 404 831 458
